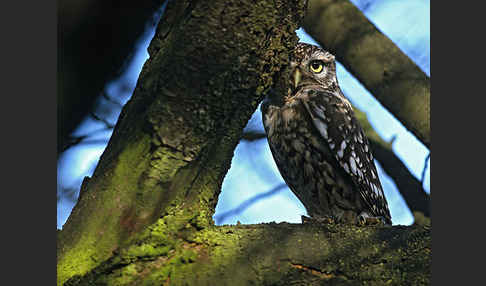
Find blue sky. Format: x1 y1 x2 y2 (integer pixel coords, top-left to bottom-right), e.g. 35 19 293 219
57 0 430 228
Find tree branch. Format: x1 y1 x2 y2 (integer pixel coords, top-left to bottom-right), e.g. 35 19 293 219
57 0 307 284
64 222 430 286
213 183 287 225
420 153 431 186
241 130 267 142
57 1 431 284
303 0 430 148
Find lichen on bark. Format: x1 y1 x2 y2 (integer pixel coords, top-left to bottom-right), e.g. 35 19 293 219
57 0 307 285
65 221 430 286
57 1 431 285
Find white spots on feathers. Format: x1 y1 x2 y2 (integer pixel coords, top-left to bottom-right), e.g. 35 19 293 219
314 119 328 139
310 101 326 114
339 140 347 154
337 148 344 159
349 156 357 175
371 183 381 197
342 162 350 173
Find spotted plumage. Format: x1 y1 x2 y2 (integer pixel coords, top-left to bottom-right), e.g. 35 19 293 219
261 43 392 225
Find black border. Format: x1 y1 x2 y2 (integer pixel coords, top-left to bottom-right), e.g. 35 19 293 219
431 1 485 284
5 0 472 284
4 1 56 284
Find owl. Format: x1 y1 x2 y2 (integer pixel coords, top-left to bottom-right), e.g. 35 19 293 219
261 43 392 225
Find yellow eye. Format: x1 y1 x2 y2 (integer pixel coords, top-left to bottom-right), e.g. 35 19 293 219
309 61 324 73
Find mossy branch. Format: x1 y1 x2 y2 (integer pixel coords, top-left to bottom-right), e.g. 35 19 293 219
57 1 432 285
65 221 430 286
57 0 307 285
303 0 430 148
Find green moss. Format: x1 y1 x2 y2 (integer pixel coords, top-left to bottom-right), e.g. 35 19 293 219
65 223 430 285
58 135 154 285
143 146 190 188
59 0 306 284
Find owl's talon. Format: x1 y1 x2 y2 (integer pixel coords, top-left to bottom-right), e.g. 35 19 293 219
302 215 336 224
357 215 367 226
357 213 387 226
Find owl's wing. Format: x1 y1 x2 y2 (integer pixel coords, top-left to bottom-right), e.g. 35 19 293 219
300 89 391 223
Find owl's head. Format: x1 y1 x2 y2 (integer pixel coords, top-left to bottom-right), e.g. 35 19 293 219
287 43 338 96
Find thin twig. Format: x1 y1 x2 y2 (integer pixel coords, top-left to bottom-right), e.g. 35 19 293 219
101 91 124 108
214 183 287 225
90 112 115 129
241 130 267 142
421 153 431 186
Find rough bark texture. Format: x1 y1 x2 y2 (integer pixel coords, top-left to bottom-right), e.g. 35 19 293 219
64 222 430 286
57 0 306 285
303 0 430 148
57 1 431 285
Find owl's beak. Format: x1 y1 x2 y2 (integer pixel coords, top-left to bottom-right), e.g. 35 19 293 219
293 68 302 89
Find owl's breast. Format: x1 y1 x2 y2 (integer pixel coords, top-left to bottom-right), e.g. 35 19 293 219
264 102 304 150
263 100 326 155
262 100 332 184
262 97 362 219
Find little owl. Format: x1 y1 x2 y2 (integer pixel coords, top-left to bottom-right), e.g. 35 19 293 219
261 43 392 225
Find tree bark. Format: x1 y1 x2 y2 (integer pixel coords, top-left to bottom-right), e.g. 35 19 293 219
57 0 431 285
303 0 430 148
57 0 307 285
64 223 430 286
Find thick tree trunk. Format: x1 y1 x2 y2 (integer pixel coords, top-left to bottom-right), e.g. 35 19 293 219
57 0 306 285
57 0 431 285
303 0 430 148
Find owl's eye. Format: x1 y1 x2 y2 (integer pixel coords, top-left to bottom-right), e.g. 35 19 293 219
309 61 324 73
